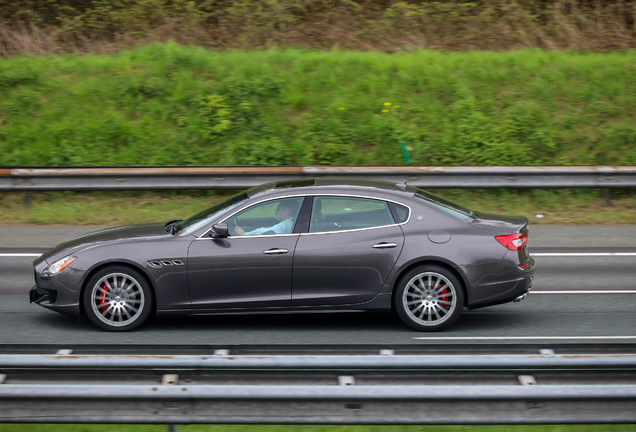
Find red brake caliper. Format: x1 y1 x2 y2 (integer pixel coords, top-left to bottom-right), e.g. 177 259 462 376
440 286 449 311
99 284 109 311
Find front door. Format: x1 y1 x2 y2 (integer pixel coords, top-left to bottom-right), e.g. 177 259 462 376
187 197 305 310
292 196 404 307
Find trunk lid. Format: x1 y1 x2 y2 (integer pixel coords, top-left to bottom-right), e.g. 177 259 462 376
472 212 530 263
471 212 529 234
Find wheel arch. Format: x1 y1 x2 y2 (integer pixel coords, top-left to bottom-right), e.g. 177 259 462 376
79 261 157 318
390 259 469 310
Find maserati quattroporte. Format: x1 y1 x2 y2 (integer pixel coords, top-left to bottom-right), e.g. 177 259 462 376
31 178 534 331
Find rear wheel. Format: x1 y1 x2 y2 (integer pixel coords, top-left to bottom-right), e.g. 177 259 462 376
395 265 464 331
83 266 153 332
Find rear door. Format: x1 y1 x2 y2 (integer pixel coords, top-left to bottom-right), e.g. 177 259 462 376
292 196 405 307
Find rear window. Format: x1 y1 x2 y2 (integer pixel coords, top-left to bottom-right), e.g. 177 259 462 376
389 202 410 223
310 197 395 233
414 189 474 220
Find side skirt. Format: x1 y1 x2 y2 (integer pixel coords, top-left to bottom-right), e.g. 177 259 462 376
156 292 393 317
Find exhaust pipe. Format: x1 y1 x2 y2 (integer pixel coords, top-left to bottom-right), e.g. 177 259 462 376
514 292 528 302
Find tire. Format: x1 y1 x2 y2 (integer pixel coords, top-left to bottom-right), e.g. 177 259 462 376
83 266 154 332
394 264 464 332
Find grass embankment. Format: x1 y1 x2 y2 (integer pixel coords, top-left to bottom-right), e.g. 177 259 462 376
2 0 636 55
1 425 636 432
2 190 636 225
2 44 636 168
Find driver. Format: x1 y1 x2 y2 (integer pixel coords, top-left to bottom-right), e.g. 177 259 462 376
234 200 299 236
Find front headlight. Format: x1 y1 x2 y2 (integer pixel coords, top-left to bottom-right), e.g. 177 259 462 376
45 256 77 275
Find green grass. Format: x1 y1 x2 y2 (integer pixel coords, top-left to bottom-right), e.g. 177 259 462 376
2 43 636 167
1 425 635 432
2 190 636 225
0 190 230 226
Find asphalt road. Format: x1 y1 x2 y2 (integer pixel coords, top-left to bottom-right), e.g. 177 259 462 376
0 225 635 346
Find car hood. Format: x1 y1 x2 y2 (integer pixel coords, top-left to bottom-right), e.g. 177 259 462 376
43 222 171 263
471 212 528 233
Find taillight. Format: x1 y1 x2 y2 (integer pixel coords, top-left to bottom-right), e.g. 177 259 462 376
495 233 528 251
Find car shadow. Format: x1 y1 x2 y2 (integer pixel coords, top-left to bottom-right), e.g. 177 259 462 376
31 307 526 335
32 311 96 330
148 312 406 332
31 309 405 332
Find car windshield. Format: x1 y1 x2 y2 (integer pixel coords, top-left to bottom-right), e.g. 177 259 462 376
174 191 249 235
414 189 474 219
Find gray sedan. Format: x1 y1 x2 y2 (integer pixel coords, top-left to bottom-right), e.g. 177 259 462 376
30 179 535 332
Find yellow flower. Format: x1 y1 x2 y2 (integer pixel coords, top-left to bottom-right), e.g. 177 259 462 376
373 114 378 116
338 107 345 110
384 102 391 107
382 109 389 113
394 105 400 108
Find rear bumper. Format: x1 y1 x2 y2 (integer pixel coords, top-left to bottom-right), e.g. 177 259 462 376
466 256 534 309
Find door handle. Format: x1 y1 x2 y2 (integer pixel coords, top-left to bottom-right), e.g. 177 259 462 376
372 242 398 249
263 248 289 255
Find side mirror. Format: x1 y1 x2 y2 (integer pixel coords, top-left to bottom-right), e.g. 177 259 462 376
210 223 229 239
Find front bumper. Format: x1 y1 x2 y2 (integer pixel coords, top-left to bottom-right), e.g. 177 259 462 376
31 255 81 316
30 283 80 316
29 285 45 303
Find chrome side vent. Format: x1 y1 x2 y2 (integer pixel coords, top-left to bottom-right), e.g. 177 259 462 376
148 260 184 268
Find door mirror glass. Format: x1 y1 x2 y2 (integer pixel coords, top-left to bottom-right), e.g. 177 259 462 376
210 223 229 238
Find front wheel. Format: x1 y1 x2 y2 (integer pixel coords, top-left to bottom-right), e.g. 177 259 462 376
83 266 153 332
395 265 464 332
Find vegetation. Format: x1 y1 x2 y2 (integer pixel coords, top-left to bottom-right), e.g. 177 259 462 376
1 3 636 226
2 189 636 225
1 43 636 168
3 0 636 56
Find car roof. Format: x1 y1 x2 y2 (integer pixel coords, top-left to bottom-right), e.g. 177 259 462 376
246 178 418 199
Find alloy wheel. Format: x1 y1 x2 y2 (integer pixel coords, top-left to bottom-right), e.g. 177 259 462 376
90 272 145 328
402 271 457 326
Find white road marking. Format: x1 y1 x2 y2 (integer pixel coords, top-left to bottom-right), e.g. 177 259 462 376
533 252 636 257
532 290 636 294
414 336 636 340
0 253 41 257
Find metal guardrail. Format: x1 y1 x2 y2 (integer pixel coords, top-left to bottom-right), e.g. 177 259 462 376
2 342 636 355
1 384 635 424
2 353 636 369
1 352 635 424
1 165 636 190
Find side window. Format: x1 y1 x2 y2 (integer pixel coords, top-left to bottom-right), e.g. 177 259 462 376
227 197 303 237
389 202 410 223
310 197 395 233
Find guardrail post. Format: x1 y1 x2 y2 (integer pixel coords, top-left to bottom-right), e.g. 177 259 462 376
168 425 177 432
398 141 412 165
604 189 612 207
